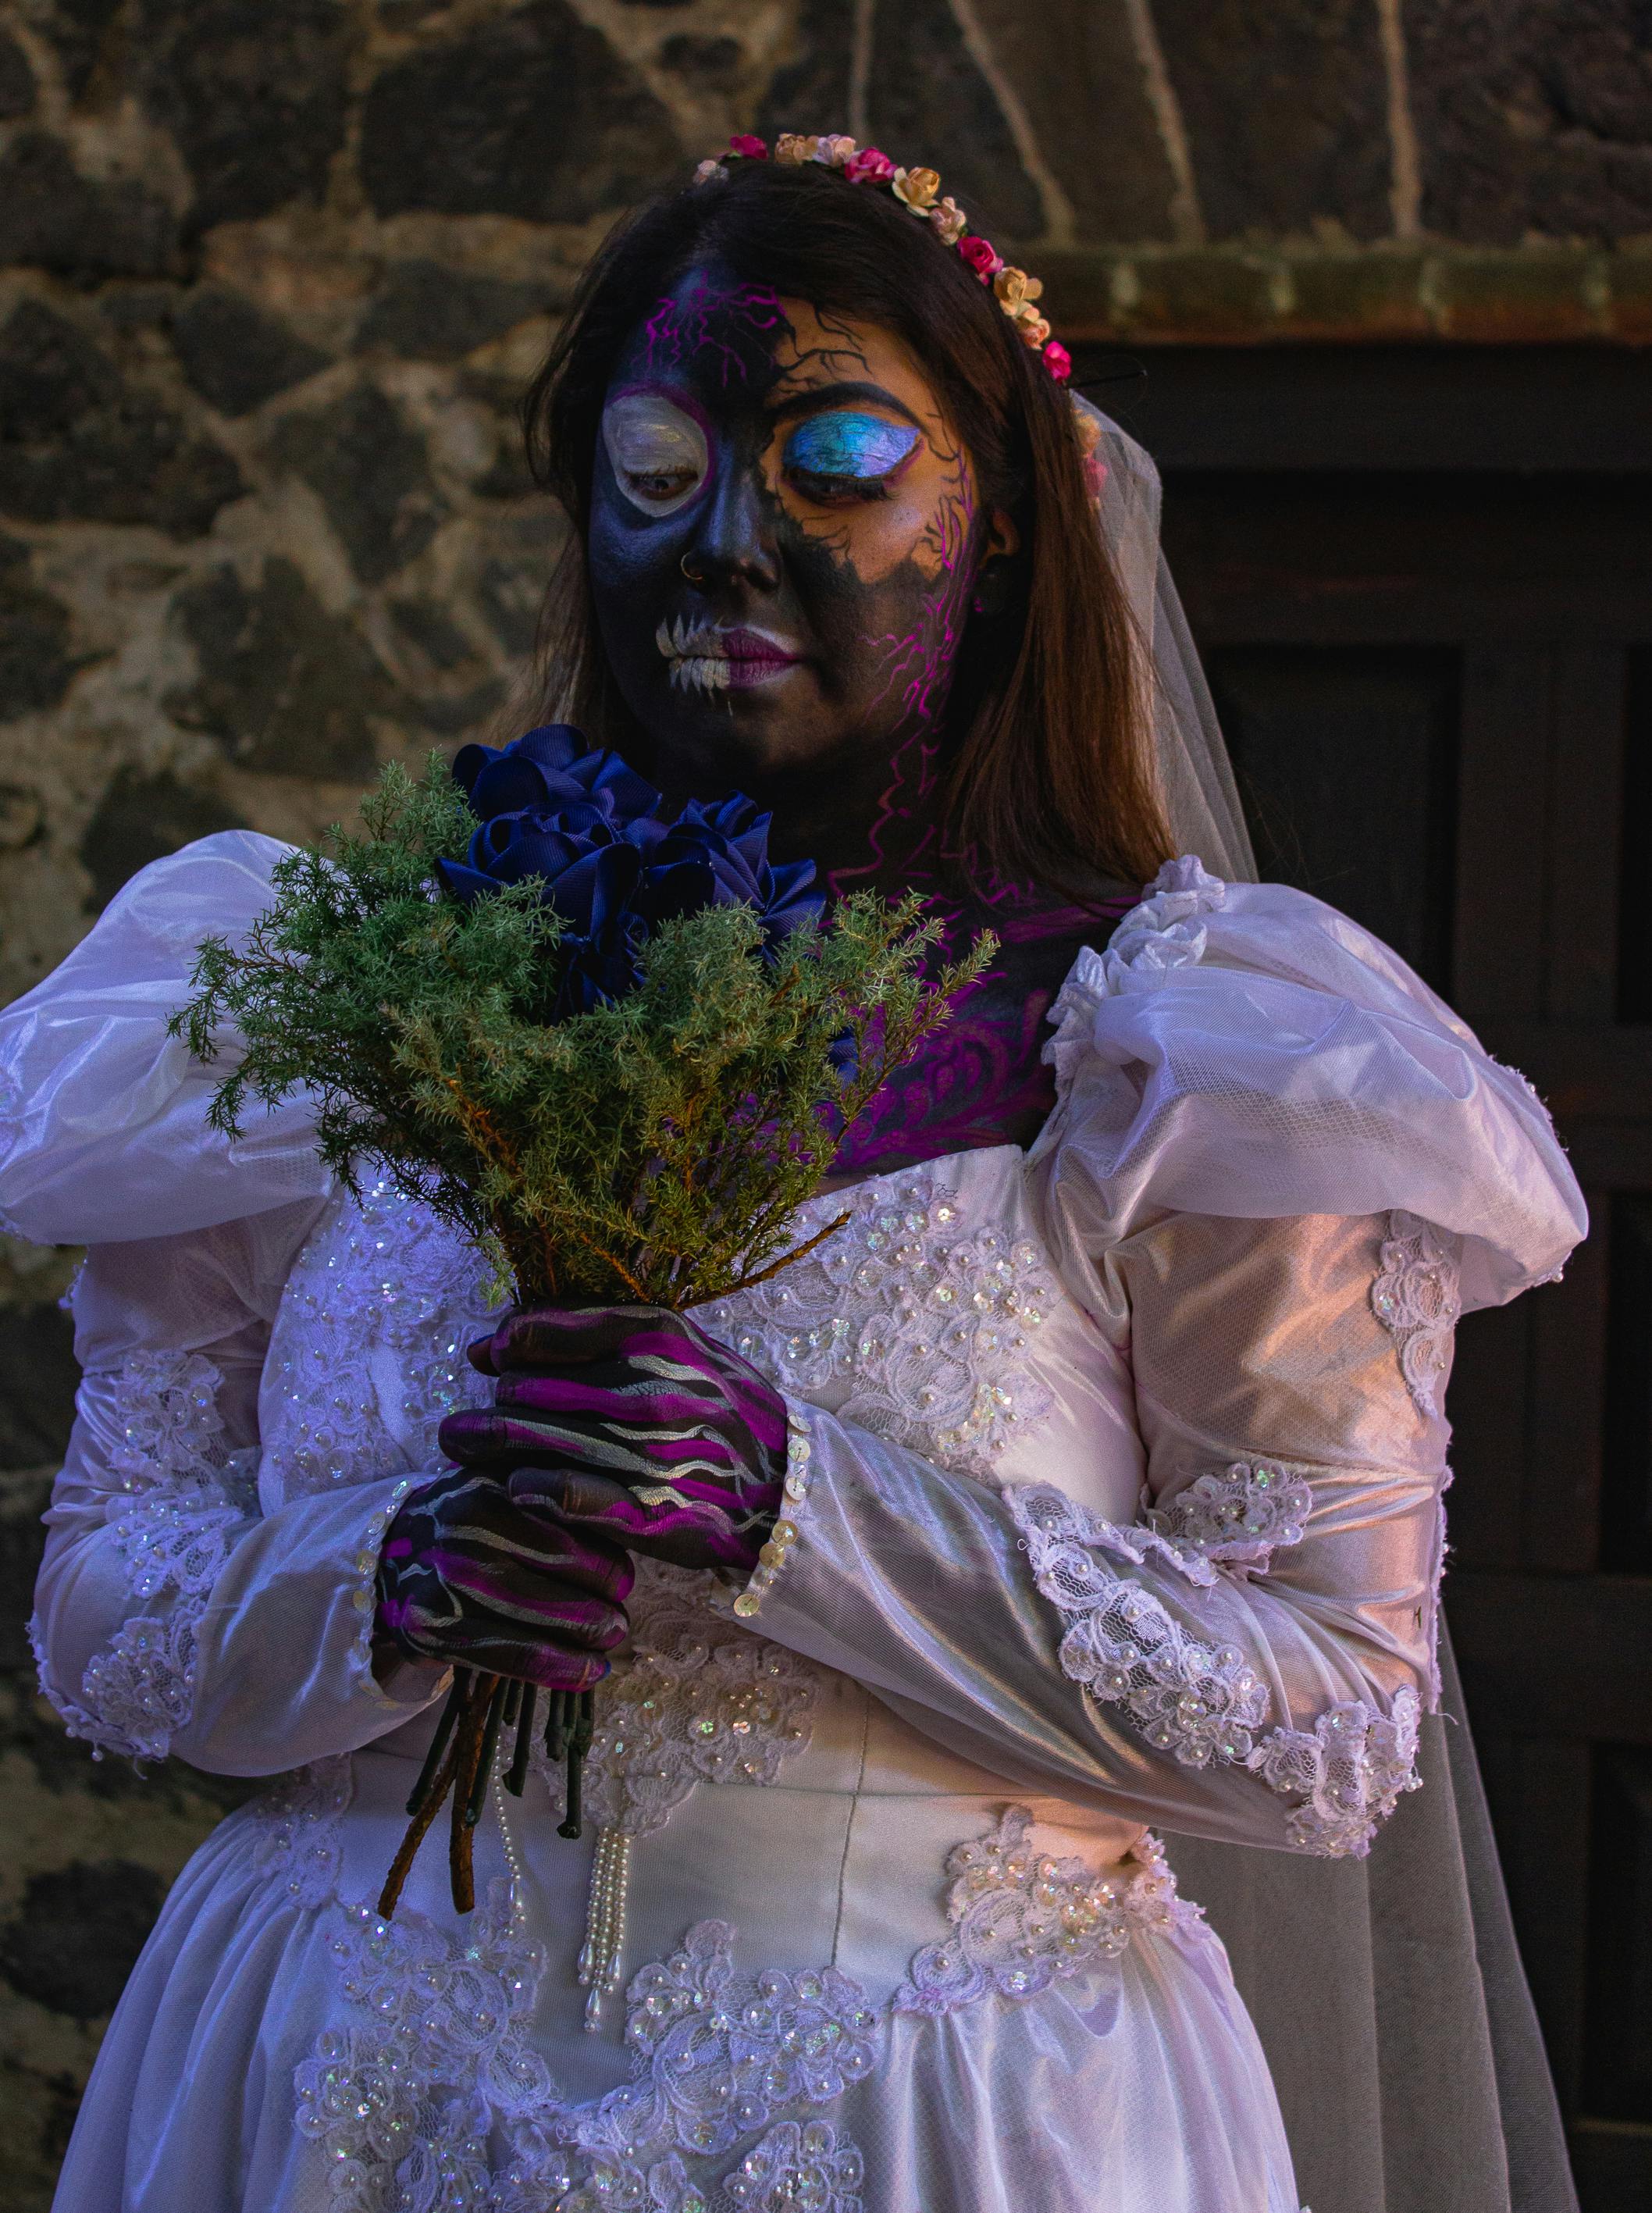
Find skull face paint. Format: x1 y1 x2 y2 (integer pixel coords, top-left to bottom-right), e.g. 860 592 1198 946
586 262 1105 1178
587 263 995 839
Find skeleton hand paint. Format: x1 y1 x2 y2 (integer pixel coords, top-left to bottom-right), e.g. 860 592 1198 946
375 1470 633 1688
438 1303 789 1572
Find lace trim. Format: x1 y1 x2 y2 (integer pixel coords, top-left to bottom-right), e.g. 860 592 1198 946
103 1348 227 1489
1145 1461 1313 1571
1248 1689 1422 1855
1010 1483 1422 1858
702 1164 1056 1481
893 1808 1205 2016
294 1890 878 2211
1372 1210 1462 1420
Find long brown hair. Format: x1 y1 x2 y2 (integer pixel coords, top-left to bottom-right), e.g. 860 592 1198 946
520 159 1173 900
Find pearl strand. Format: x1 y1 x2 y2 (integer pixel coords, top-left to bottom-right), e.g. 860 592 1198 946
576 1824 632 2031
732 1404 813 1620
493 1770 526 1928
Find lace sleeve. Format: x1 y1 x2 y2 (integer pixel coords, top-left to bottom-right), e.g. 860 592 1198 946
740 1210 1449 1860
32 1205 443 1776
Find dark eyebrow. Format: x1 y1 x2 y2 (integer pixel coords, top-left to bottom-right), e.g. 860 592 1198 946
767 380 924 430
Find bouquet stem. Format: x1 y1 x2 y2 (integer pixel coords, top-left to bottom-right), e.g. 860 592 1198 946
379 1668 598 1919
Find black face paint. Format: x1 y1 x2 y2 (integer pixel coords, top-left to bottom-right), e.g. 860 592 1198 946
586 262 984 832
587 262 1121 1178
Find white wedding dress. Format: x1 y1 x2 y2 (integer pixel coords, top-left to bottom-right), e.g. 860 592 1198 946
0 834 1583 2213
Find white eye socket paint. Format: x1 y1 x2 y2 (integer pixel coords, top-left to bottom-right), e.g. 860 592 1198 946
601 390 710 516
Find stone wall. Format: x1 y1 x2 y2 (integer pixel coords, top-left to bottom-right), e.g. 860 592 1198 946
0 0 1648 2196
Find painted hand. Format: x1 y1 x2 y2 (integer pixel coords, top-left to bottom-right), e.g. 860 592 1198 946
375 1467 633 1688
436 1304 788 1572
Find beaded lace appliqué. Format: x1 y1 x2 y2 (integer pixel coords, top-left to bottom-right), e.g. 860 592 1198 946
1010 1483 1421 1858
33 1349 257 1766
1145 1462 1313 1572
554 1564 820 1843
294 1887 878 2213
702 1165 1055 1481
1372 1210 1462 1420
267 1180 494 1498
893 1807 1205 2015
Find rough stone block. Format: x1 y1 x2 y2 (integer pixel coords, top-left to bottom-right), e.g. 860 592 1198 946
867 0 1043 238
1605 250 1652 340
1118 251 1284 340
755 0 852 148
1435 250 1607 340
1287 252 1433 339
0 570 77 722
137 0 354 229
358 261 550 362
79 766 249 913
0 132 179 281
0 1862 166 2022
360 0 681 223
269 382 446 586
658 34 743 93
34 0 120 102
1410 0 1652 243
0 1302 78 1468
0 30 37 117
966 0 1183 244
169 557 401 780
0 301 244 537
170 288 329 418
1151 0 1393 241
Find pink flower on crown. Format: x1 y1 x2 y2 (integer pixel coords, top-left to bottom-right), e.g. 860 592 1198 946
1044 340 1073 383
843 147 897 184
692 159 726 187
928 196 967 244
958 234 1002 281
728 134 768 160
814 134 858 167
1015 309 1052 349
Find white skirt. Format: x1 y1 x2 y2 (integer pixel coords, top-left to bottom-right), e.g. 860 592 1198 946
52 1697 1301 2213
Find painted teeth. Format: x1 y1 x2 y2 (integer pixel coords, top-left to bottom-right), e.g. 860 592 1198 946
657 615 712 662
669 655 731 693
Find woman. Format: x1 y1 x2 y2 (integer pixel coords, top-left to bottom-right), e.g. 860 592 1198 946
2 141 1584 2212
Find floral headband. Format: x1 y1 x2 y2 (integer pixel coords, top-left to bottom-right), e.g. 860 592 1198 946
692 133 1072 385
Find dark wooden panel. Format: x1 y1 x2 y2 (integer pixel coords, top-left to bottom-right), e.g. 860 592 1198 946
1547 651 1628 1025
1449 1298 1532 1573
1526 1223 1608 1572
1604 1196 1652 1578
1163 476 1652 647
1108 347 1652 476
1449 1575 1652 1740
1453 651 1554 1028
1586 1748 1652 2125
1621 650 1652 1027
1571 2121 1652 2211
1205 644 1458 989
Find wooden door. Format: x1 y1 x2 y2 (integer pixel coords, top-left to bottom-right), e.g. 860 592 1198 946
1111 343 1652 2210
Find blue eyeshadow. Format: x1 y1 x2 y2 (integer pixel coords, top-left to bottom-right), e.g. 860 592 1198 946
783 411 920 480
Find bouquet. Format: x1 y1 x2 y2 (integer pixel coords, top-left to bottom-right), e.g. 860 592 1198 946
174 725 992 1914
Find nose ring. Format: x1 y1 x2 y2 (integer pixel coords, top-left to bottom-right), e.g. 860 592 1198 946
680 551 708 583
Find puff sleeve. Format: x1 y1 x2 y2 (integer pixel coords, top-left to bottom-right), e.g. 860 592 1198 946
730 862 1586 1857
4 836 447 1776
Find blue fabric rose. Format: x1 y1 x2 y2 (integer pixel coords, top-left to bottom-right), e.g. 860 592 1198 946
436 725 822 1014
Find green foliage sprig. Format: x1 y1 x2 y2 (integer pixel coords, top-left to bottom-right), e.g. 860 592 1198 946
173 754 995 1308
